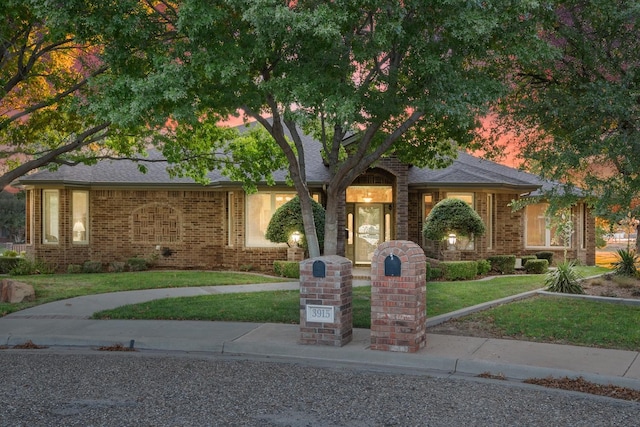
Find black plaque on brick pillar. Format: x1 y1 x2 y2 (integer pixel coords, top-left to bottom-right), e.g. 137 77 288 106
384 254 401 276
312 260 326 278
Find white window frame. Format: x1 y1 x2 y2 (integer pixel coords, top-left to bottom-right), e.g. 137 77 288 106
227 192 235 247
245 191 296 247
72 191 89 244
446 192 475 250
487 193 494 250
525 203 568 249
42 189 59 244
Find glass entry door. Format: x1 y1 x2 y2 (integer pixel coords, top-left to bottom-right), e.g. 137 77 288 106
354 203 383 264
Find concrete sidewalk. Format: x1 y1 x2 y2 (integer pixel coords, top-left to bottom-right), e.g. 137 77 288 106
2 282 640 391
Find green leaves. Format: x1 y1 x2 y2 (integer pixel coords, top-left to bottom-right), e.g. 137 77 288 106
497 0 640 223
422 198 486 241
265 196 325 251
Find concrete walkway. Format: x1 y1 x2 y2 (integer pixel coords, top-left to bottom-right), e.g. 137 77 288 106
1 280 640 391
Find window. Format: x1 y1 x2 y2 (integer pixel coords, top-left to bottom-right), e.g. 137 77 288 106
487 194 494 250
227 192 235 247
43 190 59 244
579 204 587 250
72 191 88 243
245 192 296 247
525 203 565 248
446 192 475 250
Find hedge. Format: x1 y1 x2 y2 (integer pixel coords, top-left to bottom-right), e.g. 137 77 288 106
535 251 554 265
487 255 516 274
0 257 24 274
524 259 549 274
127 257 148 271
477 259 491 276
82 261 103 273
441 261 478 281
520 255 537 268
273 261 300 279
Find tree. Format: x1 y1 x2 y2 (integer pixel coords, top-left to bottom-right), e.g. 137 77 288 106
265 196 325 252
69 0 547 257
0 0 158 189
495 0 640 250
422 198 485 242
0 189 24 242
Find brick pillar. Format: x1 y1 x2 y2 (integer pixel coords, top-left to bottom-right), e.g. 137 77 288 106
287 247 305 261
299 255 353 347
370 240 427 353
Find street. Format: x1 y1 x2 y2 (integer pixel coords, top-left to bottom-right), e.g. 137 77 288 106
0 350 637 426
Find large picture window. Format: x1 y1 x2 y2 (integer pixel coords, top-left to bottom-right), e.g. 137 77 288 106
446 192 475 250
245 192 296 247
72 191 88 243
43 190 59 244
525 203 565 248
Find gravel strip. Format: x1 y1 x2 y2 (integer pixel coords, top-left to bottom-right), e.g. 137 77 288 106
0 351 638 426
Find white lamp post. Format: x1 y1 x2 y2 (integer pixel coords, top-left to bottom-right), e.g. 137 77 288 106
291 231 301 247
447 233 457 250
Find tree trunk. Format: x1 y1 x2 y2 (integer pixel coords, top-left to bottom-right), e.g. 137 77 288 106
323 193 340 256
299 193 321 258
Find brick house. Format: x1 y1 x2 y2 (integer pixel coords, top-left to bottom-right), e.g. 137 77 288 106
17 131 595 271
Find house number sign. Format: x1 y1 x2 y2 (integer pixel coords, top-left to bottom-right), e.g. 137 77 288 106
306 305 335 323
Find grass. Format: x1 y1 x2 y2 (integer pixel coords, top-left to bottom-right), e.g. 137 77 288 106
0 271 291 317
93 274 553 327
456 296 640 351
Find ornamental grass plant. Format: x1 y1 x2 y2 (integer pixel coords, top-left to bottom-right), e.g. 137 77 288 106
612 249 639 277
545 261 584 294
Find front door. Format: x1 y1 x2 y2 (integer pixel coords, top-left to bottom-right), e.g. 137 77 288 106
354 203 383 264
345 185 394 264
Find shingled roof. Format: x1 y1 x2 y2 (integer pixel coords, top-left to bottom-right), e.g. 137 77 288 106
18 128 547 193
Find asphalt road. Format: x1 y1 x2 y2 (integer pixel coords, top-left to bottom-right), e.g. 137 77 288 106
1 350 638 426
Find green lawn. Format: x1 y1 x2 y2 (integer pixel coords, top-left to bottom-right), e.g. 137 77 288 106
93 274 553 327
7 265 636 351
456 296 640 351
0 271 291 316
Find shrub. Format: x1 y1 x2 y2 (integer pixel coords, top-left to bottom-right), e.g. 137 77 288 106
127 257 148 272
265 196 325 251
612 249 639 277
0 256 23 274
82 261 103 273
535 251 554 265
109 261 126 273
520 255 537 268
423 198 485 241
427 266 443 280
273 261 300 279
476 259 491 276
9 258 55 275
545 261 584 294
487 255 516 274
442 261 478 281
67 264 82 274
3 250 18 257
524 259 549 274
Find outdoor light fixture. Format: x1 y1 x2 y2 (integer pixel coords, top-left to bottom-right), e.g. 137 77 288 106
447 233 457 248
291 231 301 246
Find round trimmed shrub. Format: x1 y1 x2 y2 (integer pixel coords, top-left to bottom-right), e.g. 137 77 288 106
422 198 485 241
524 259 549 274
265 196 325 251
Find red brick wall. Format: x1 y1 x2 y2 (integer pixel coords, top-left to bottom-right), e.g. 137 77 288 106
28 188 287 272
404 190 595 265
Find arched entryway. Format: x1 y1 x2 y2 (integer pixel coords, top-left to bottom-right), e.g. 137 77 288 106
345 169 396 265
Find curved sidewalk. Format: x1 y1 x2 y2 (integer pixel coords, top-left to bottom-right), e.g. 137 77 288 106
1 281 640 391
